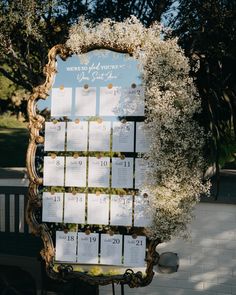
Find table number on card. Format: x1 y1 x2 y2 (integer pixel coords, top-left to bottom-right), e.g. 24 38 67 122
64 193 86 224
134 195 151 227
112 121 134 152
75 87 96 116
87 194 109 225
43 156 64 187
44 122 66 151
111 157 133 188
42 192 63 223
77 232 99 264
136 122 150 153
99 86 122 116
121 86 145 116
89 121 111 152
65 157 87 187
88 157 110 188
110 195 133 226
66 121 88 151
100 234 123 265
124 236 146 267
55 231 77 262
135 158 148 189
51 87 72 117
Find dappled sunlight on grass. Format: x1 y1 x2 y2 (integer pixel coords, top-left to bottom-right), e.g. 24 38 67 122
0 114 27 129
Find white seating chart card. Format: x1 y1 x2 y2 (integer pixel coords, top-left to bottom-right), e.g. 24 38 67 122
89 121 111 152
88 157 110 188
112 157 133 188
66 121 88 151
65 156 87 187
112 121 134 152
42 192 63 222
44 122 66 151
77 232 99 264
121 86 145 116
87 194 109 225
134 196 151 227
100 234 123 265
136 122 150 153
64 193 86 224
135 158 147 189
75 87 96 116
51 87 72 117
110 195 133 226
99 87 122 116
55 231 77 262
123 236 146 267
43 156 64 186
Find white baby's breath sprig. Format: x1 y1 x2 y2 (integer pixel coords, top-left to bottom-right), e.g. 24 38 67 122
66 17 211 242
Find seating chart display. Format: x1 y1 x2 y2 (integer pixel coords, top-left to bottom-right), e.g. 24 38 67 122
37 50 150 267
26 17 204 287
27 47 157 286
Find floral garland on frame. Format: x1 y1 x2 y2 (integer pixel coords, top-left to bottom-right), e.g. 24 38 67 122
66 16 211 242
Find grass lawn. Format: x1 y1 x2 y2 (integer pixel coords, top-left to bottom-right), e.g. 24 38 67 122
0 115 29 167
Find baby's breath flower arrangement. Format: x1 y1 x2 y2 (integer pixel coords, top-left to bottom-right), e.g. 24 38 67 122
66 16 211 242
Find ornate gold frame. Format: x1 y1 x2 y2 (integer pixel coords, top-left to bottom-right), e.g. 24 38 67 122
26 44 161 287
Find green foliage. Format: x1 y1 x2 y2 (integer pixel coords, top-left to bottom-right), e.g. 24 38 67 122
0 0 174 120
0 1 74 91
88 0 173 25
0 113 27 128
0 72 15 100
170 0 236 168
0 0 174 92
218 132 236 168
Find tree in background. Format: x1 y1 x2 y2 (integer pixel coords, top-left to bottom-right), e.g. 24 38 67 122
0 0 173 91
169 0 236 170
0 0 173 118
88 0 173 25
0 0 88 92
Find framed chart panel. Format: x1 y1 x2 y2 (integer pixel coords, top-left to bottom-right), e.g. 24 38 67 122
26 45 160 287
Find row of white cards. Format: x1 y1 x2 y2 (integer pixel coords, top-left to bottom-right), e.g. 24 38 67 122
56 231 146 267
43 156 147 188
42 193 151 227
44 121 149 153
51 86 144 117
